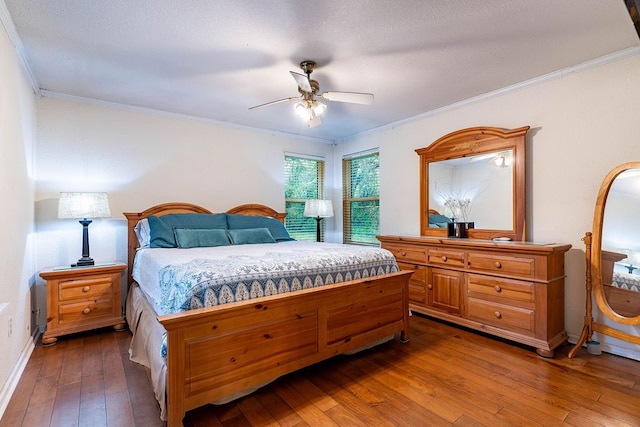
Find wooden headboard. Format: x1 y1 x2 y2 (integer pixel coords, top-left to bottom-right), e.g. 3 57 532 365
122 203 287 286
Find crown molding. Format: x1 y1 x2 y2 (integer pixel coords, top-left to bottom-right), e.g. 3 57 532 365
0 1 40 96
336 46 640 144
39 90 333 144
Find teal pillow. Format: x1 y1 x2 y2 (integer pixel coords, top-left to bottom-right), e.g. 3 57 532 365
226 214 294 242
429 214 451 227
174 228 230 248
148 213 228 248
227 228 277 245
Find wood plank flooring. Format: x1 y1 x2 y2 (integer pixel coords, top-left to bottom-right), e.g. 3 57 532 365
2 314 640 426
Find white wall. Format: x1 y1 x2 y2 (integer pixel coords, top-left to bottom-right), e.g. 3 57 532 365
337 53 640 359
0 19 36 416
33 97 335 323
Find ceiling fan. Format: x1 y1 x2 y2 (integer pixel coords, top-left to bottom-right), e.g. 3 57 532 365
249 60 374 128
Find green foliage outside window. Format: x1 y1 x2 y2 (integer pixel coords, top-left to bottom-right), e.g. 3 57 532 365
284 155 324 241
343 152 380 245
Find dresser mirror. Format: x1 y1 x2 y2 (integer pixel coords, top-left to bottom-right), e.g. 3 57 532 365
416 126 529 240
569 162 640 358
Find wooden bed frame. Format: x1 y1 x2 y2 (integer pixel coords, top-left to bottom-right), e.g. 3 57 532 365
123 202 412 426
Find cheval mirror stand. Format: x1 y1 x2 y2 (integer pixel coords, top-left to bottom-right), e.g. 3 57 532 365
569 162 640 358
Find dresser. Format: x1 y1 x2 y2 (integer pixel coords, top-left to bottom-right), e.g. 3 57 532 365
378 236 571 357
40 263 127 345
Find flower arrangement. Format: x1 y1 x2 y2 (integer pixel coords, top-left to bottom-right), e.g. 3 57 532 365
443 196 472 222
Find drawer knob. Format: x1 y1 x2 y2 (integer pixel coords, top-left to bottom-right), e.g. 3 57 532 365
83 307 91 314
427 284 433 290
442 256 448 262
494 311 502 319
401 251 406 256
82 286 90 292
494 262 502 268
494 285 502 293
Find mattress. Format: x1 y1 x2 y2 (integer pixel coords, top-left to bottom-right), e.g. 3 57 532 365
132 240 399 315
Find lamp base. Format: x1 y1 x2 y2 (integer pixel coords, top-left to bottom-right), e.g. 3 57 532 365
315 217 322 242
74 257 95 267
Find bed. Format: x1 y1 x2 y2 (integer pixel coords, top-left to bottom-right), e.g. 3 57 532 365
123 202 412 426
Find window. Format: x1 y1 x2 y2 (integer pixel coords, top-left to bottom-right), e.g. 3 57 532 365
284 154 325 241
343 151 380 245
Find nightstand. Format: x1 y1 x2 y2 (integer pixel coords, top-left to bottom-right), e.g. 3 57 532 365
39 262 127 345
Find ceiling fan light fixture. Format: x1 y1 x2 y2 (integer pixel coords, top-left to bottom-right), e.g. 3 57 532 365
306 114 322 128
312 100 327 116
294 100 326 126
294 101 312 120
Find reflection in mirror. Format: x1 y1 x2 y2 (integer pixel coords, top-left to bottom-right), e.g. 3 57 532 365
429 149 514 229
601 168 640 318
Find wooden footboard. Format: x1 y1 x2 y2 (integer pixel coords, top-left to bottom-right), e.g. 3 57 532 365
158 270 412 427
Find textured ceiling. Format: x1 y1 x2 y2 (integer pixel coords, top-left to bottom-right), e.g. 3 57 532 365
3 0 639 142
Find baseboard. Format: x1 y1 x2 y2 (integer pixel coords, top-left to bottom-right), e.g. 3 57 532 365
567 333 640 362
0 330 39 421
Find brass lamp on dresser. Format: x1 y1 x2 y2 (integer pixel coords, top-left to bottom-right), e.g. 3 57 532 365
40 263 126 345
384 126 572 357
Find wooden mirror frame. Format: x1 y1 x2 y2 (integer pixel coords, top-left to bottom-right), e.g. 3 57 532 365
416 126 529 241
590 162 640 326
569 162 640 358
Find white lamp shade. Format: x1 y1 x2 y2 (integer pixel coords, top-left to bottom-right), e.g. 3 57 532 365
304 199 334 218
58 192 111 219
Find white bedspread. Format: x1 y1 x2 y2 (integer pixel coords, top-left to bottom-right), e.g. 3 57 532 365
132 241 398 316
612 271 640 293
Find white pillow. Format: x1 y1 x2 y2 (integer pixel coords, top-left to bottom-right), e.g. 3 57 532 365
134 218 151 248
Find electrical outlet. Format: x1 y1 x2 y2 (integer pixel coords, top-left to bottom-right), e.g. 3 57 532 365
8 316 12 337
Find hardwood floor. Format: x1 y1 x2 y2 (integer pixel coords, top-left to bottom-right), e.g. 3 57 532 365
2 314 640 426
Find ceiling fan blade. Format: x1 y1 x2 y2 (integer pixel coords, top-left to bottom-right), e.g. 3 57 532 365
320 91 374 105
290 71 312 92
248 96 299 110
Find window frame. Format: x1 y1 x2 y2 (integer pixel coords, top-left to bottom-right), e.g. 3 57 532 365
284 153 326 241
342 149 380 246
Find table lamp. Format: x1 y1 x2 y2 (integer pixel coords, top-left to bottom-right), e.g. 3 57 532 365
304 199 333 242
58 192 111 267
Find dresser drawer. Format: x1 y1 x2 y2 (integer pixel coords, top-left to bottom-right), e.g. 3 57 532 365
385 244 427 264
467 297 535 333
58 277 114 301
467 252 535 278
428 249 465 268
467 274 534 303
58 298 114 324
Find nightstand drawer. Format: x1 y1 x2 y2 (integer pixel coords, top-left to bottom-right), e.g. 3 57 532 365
59 277 114 301
468 252 535 278
59 298 114 324
467 274 534 303
467 297 534 333
428 249 465 268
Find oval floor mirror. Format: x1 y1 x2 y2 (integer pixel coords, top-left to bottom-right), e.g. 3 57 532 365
569 162 640 358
